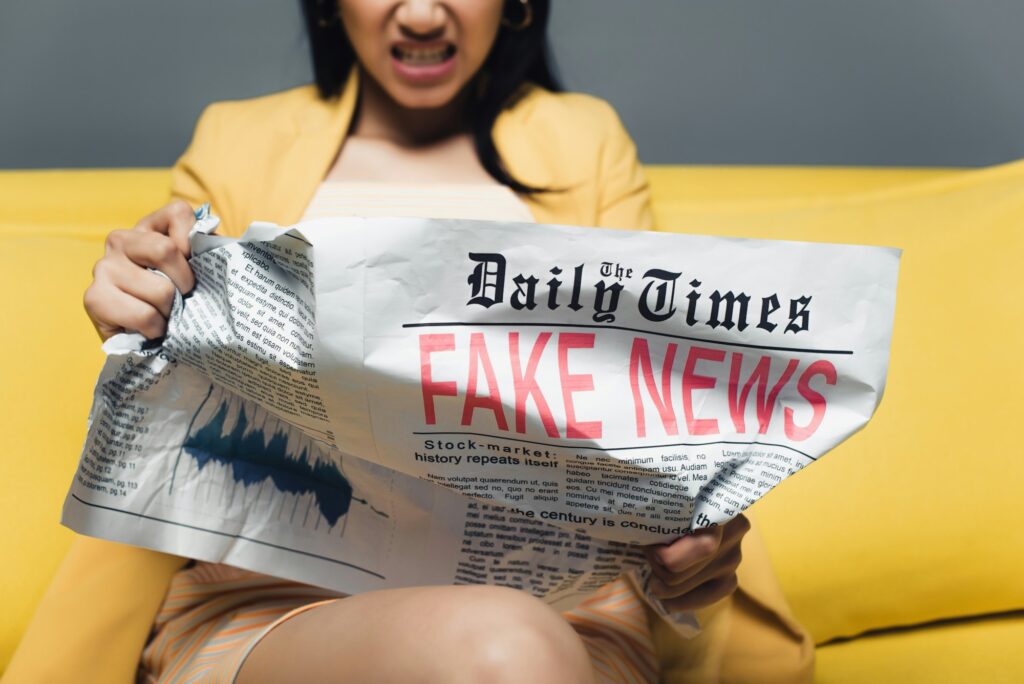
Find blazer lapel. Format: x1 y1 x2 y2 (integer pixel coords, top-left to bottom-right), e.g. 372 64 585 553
495 88 587 227
238 70 586 229
243 70 360 227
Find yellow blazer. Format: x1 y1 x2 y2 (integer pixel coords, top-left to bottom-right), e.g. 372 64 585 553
169 70 652 235
5 71 812 683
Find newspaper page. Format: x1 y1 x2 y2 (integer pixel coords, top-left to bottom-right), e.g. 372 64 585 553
62 213 899 613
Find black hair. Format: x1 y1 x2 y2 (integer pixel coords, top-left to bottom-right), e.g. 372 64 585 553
299 0 560 193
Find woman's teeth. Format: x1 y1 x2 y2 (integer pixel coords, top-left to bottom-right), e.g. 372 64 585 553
392 45 455 65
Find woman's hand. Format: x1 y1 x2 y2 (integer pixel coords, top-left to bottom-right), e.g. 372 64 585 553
84 200 198 341
643 514 750 613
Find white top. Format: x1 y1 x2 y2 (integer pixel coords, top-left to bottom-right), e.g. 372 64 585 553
300 181 536 223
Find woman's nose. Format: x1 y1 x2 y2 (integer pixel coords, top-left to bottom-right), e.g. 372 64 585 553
395 0 446 39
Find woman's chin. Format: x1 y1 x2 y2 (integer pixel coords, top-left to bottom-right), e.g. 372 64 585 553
385 84 465 111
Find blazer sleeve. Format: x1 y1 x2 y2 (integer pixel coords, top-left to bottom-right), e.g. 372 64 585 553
168 103 227 230
594 104 654 231
2 538 187 684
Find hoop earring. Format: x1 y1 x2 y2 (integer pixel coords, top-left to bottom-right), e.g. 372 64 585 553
501 0 533 31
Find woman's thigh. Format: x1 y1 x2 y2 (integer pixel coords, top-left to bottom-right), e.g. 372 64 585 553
235 585 596 684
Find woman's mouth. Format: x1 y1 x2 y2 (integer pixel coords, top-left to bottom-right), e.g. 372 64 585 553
390 42 457 82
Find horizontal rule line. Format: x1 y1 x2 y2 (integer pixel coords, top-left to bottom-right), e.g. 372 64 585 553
68 494 385 580
412 431 815 461
400 321 853 355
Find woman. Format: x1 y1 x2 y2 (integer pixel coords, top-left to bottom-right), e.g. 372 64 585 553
70 1 809 682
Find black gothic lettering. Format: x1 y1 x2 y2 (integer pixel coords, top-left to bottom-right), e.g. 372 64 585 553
786 296 812 333
758 294 780 332
510 274 539 310
592 281 624 323
546 267 562 310
685 279 701 326
467 253 505 308
568 264 585 312
638 269 681 322
707 290 750 331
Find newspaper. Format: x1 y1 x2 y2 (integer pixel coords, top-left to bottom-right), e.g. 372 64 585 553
62 210 899 615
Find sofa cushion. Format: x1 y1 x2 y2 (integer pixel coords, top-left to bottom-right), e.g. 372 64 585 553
650 161 1024 643
814 611 1024 684
0 169 173 670
2 165 1018 669
0 169 170 236
0 233 107 669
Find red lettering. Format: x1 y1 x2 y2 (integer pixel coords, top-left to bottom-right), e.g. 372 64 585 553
728 354 799 433
558 333 602 439
509 332 559 437
784 360 837 441
683 346 725 435
629 338 679 438
419 333 457 424
461 333 508 430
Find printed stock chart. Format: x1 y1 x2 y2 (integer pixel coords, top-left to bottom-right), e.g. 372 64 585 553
172 385 387 534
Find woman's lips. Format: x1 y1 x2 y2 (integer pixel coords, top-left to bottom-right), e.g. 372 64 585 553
390 42 457 83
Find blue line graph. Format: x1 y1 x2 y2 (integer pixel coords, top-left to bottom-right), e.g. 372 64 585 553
176 386 381 529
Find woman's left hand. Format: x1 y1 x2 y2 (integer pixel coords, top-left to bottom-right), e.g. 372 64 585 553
642 514 750 612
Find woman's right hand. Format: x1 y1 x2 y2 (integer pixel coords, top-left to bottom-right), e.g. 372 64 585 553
84 200 198 341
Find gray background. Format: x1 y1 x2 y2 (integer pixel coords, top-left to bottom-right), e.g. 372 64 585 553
1 0 1021 168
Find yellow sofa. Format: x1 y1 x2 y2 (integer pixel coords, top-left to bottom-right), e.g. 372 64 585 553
2 165 1022 682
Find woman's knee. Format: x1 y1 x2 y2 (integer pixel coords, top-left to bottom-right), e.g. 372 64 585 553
436 586 595 684
238 585 594 684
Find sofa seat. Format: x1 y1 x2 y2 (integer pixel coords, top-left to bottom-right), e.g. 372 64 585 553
2 165 1021 682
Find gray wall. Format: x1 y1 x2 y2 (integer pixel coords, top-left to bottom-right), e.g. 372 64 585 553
1 0 1022 168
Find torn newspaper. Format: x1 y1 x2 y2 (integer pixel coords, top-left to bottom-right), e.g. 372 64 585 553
63 213 899 610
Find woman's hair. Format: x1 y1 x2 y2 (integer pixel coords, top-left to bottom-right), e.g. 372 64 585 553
299 0 561 193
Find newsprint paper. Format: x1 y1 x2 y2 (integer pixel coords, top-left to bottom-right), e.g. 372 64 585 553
63 210 899 617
